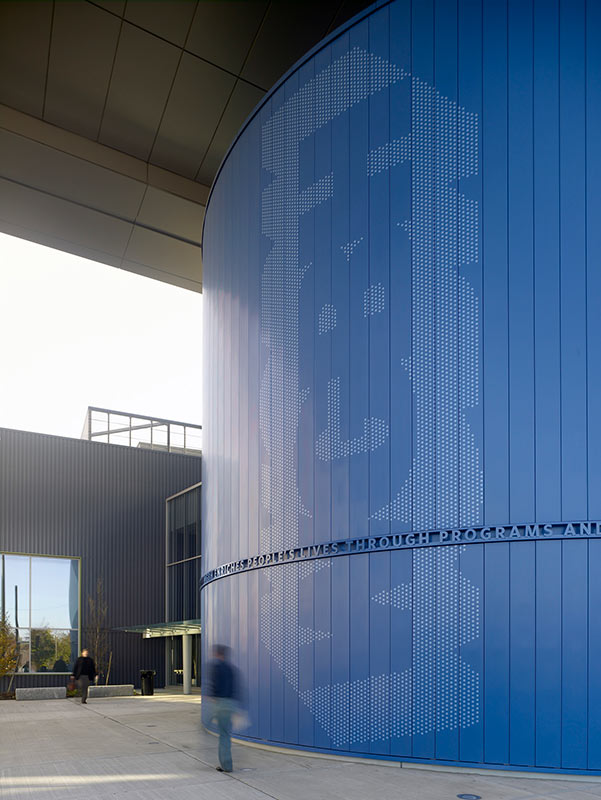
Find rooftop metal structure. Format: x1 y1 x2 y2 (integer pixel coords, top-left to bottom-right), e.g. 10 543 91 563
81 406 201 456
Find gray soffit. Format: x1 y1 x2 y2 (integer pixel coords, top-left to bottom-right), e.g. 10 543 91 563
0 0 374 290
0 105 205 292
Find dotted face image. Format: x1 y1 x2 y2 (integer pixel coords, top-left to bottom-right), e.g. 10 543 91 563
257 38 483 748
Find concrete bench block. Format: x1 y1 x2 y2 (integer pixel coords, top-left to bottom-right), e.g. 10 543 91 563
15 687 66 700
88 684 134 698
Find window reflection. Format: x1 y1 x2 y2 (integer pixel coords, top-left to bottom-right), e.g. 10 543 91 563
31 557 78 628
1 554 79 673
2 554 30 629
166 485 201 625
15 629 30 672
31 628 76 672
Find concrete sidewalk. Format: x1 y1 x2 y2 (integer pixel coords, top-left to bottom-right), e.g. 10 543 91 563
1 694 600 800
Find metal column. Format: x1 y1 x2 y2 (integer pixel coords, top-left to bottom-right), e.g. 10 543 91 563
182 633 191 695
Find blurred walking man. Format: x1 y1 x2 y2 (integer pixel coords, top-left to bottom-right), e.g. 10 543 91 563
206 644 239 772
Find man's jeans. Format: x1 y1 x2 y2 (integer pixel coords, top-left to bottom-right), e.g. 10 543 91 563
213 697 236 771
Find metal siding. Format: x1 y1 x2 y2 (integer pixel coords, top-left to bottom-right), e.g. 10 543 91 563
433 0 458 766
200 0 601 774
483 541 510 765
559 0 587 522
587 0 601 771
507 0 535 525
561 539 588 768
312 42 333 753
535 539 562 767
367 7 390 540
348 19 370 548
0 428 200 688
533 0 561 523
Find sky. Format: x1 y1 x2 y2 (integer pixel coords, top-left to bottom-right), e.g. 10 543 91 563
0 233 202 439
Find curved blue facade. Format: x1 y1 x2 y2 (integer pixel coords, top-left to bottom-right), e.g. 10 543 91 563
201 0 601 773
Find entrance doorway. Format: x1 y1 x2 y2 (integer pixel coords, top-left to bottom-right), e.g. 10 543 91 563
167 634 200 687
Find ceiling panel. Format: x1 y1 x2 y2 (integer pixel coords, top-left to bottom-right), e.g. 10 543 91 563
89 0 126 17
147 164 209 204
99 23 180 161
124 0 198 48
150 53 235 179
0 129 146 220
0 0 377 294
0 219 124 270
0 1 52 117
186 0 267 78
0 178 133 257
45 2 121 140
123 225 201 285
241 1 340 90
136 186 204 245
196 80 265 186
120 258 201 292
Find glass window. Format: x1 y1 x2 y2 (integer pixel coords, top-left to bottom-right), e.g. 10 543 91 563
2 554 30 629
15 629 30 672
31 628 77 673
166 487 201 624
186 522 197 561
31 557 78 629
185 559 200 620
174 527 185 562
167 557 201 622
168 563 184 622
185 489 200 559
1 554 79 673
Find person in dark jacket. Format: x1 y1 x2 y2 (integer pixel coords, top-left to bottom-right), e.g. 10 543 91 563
205 644 239 772
72 649 97 704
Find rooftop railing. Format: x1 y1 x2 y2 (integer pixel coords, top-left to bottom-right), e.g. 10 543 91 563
81 406 201 456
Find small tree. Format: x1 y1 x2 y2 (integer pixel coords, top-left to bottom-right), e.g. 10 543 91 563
0 615 18 688
85 578 111 683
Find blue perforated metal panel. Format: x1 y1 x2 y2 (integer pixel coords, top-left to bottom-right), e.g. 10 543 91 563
201 0 601 774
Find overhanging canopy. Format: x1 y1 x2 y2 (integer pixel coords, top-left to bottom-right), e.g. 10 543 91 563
116 620 201 639
0 1 373 291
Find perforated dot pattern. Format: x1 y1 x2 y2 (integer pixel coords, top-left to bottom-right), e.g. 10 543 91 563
316 377 389 461
341 236 364 260
245 34 483 751
363 282 385 317
318 303 337 334
371 76 482 529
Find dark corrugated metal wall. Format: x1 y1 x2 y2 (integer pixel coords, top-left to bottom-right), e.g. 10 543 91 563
0 427 201 689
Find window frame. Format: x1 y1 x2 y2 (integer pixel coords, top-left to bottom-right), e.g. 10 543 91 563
0 551 81 675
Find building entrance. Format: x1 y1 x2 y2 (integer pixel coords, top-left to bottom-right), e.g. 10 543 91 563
167 634 200 687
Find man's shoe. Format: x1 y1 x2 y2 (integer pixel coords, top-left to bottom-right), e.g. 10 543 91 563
216 766 231 773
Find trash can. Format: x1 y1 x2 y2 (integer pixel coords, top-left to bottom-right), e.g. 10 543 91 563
140 670 156 695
